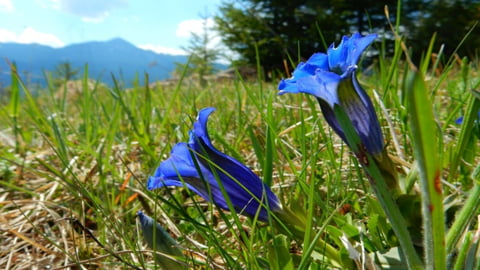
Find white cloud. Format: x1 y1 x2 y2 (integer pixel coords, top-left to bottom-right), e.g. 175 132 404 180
0 0 14 12
0 29 15 41
53 0 127 22
176 17 224 51
121 15 139 23
138 44 187 55
49 0 60 9
174 18 233 64
81 13 109 23
176 18 216 38
0 27 65 47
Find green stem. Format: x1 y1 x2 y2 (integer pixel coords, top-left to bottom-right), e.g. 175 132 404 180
406 71 446 270
275 207 344 268
448 92 480 182
446 184 480 253
334 106 424 269
364 157 424 270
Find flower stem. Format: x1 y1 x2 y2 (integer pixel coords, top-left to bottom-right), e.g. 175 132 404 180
364 160 424 269
275 207 346 268
334 105 424 269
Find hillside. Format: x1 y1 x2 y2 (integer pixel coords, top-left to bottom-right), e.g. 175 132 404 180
0 38 195 88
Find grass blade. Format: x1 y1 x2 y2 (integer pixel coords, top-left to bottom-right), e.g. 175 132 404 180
448 91 480 182
405 70 445 270
333 105 424 269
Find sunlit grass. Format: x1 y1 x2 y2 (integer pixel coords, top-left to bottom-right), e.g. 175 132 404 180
1 35 479 270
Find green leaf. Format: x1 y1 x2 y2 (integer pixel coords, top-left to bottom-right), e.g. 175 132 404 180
333 105 424 269
405 70 445 270
448 92 480 181
137 211 186 270
452 231 473 270
7 62 20 153
268 234 294 270
464 236 480 270
8 62 19 118
471 89 480 100
373 247 409 270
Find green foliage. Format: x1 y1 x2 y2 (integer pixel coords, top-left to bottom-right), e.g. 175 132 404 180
405 70 445 269
1 31 480 269
175 16 221 87
405 0 480 61
215 0 480 75
52 61 80 88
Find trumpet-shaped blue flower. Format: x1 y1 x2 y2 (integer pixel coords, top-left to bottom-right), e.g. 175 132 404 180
278 33 384 155
148 108 281 221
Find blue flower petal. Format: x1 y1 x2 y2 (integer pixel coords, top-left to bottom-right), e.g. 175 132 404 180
341 74 384 154
327 33 377 74
147 141 229 208
296 70 340 106
148 108 281 221
190 108 281 218
455 111 480 124
193 107 215 140
327 36 350 73
278 54 329 95
347 33 377 65
149 143 202 182
278 79 299 94
455 116 464 124
304 53 329 71
278 32 383 155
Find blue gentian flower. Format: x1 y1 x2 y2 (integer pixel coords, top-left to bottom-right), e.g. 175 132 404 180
147 108 281 221
456 111 480 139
455 116 464 124
455 111 480 124
278 33 384 155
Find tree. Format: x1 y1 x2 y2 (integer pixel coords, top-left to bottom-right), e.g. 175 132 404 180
215 0 399 78
406 0 480 61
53 61 79 88
176 16 221 87
215 0 480 76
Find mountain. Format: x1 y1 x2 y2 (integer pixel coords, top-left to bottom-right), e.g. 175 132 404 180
0 38 193 88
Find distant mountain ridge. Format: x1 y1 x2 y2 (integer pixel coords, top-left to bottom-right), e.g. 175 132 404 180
0 38 197 88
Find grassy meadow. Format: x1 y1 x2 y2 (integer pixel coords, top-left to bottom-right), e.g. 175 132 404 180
1 34 480 270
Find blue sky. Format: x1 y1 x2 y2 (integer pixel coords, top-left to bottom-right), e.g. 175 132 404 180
0 0 223 55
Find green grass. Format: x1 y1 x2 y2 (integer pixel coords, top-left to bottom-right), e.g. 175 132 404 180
1 35 479 270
